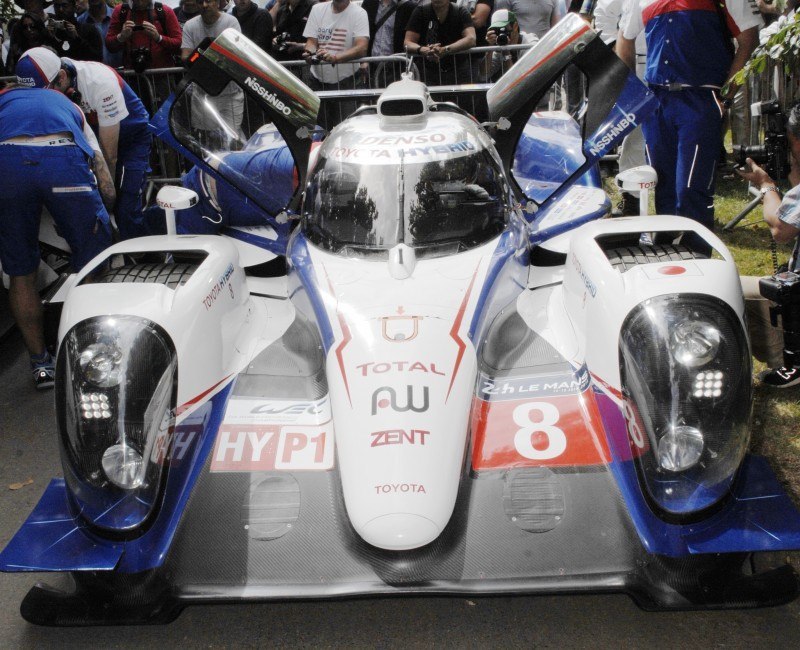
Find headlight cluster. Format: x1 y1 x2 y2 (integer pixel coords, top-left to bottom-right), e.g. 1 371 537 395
619 295 751 517
56 316 177 533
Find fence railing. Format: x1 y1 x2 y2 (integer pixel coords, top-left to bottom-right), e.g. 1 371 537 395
1 46 797 194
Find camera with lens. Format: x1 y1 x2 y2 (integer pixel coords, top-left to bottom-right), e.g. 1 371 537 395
131 46 152 74
733 100 791 180
495 27 511 46
48 19 68 41
275 32 292 54
760 270 800 366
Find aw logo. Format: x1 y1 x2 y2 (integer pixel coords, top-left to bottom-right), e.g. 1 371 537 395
371 386 429 415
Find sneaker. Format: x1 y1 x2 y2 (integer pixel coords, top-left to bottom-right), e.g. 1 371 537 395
31 354 55 391
759 365 800 388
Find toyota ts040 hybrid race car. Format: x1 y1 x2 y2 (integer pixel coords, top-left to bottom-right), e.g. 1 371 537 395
4 14 800 625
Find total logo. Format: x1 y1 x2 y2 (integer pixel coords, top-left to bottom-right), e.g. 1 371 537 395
356 361 445 376
371 385 429 414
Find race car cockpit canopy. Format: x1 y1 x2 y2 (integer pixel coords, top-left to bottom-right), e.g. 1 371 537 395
302 110 511 257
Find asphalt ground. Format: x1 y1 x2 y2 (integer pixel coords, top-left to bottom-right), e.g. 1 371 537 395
1 309 800 647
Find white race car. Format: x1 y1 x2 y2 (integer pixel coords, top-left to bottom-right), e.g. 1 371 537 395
3 15 800 624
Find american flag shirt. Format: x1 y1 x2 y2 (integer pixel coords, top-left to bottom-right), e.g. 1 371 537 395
304 2 371 84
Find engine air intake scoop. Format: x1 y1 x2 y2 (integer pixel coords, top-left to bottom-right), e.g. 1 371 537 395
378 78 431 125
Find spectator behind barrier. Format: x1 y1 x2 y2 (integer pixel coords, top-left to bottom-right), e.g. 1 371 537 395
363 0 416 56
50 0 103 61
403 0 477 86
737 103 800 388
78 0 125 67
3 12 59 75
271 0 316 61
106 0 183 72
303 0 369 129
494 0 561 39
176 0 203 25
232 0 274 52
182 0 245 145
481 8 536 81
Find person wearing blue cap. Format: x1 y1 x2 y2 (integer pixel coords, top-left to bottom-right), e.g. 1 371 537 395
0 80 114 390
16 46 152 240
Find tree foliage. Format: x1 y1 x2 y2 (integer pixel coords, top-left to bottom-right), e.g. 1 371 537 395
731 11 800 88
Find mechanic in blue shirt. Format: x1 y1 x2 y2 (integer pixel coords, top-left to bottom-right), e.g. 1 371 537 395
618 0 761 252
78 0 125 67
17 47 152 240
0 82 113 390
145 137 296 235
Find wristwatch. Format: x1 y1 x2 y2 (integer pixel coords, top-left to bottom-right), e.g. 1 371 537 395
444 46 451 55
760 185 781 198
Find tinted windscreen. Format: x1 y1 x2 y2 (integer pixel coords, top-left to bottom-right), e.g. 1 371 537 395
303 149 508 254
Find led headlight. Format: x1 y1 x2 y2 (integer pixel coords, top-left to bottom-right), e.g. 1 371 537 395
57 316 177 533
620 295 751 517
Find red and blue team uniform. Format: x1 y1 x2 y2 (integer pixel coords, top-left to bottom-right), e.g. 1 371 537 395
621 0 761 242
0 88 111 276
63 58 152 240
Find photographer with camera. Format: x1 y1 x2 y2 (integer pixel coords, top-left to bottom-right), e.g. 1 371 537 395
737 102 800 387
50 0 103 62
271 0 315 62
481 9 535 81
106 0 182 73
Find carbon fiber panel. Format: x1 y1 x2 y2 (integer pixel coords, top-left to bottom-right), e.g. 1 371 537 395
166 459 641 590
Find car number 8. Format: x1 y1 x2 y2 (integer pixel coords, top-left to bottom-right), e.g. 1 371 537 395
512 402 567 460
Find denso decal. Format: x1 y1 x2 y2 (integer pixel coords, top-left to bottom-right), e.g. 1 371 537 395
202 263 235 310
371 385 429 414
243 76 292 116
370 428 431 447
358 134 446 145
374 483 427 494
357 361 445 376
587 111 637 157
210 424 333 471
479 367 590 400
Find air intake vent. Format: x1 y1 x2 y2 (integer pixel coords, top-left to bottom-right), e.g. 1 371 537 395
95 262 199 289
380 98 425 117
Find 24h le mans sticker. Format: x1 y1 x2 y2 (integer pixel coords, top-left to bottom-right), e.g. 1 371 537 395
210 397 334 472
471 370 611 470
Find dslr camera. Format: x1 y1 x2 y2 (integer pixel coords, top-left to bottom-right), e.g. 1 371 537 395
131 46 152 74
760 270 800 367
275 32 292 54
733 100 791 180
48 19 68 41
495 27 511 46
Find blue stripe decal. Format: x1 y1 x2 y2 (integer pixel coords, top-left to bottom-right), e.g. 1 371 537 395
288 234 335 352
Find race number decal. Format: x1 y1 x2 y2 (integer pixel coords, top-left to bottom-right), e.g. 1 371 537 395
512 402 567 460
210 397 334 472
471 376 610 470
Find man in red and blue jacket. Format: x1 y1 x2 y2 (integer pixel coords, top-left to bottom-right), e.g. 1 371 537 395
618 0 761 250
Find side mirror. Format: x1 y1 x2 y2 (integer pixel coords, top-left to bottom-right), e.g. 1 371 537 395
615 165 657 216
156 186 200 235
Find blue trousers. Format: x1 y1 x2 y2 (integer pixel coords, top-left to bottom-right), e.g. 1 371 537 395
642 88 722 246
0 145 111 276
115 126 152 240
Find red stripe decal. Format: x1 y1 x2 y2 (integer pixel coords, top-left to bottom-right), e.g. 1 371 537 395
446 265 480 403
209 42 315 111
177 374 233 416
497 25 591 101
590 371 623 400
324 269 353 407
